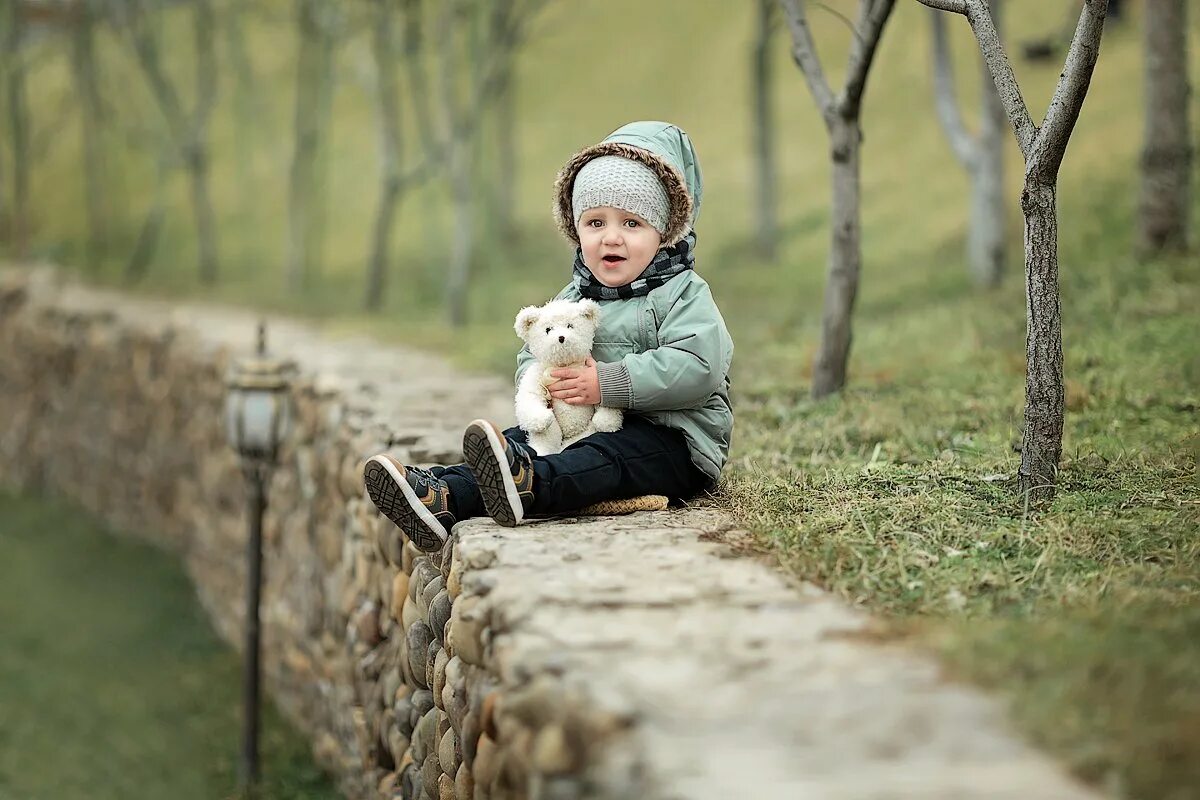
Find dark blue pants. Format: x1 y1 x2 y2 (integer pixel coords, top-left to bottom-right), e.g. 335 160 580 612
431 413 712 520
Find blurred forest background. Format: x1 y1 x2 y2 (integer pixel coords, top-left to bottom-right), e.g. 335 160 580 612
1 0 1197 798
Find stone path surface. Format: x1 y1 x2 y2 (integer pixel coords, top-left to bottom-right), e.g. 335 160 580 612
452 514 1098 799
41 270 516 466
2 268 1100 799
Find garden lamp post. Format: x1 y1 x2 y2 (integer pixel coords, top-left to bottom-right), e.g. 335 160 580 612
224 322 294 790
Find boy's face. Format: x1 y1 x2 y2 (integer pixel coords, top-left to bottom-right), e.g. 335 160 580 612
576 206 663 288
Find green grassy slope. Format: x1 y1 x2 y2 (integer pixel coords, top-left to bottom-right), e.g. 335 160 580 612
0 491 337 799
16 1 1175 346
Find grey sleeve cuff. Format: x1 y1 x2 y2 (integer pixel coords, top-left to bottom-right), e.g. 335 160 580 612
596 360 634 409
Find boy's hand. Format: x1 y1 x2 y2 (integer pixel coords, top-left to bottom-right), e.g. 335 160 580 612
549 356 601 405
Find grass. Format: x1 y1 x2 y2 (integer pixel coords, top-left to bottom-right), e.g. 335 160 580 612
719 190 1200 797
0 490 337 800
6 0 1200 796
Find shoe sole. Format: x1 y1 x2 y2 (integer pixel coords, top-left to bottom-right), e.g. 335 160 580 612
463 420 524 527
363 455 449 552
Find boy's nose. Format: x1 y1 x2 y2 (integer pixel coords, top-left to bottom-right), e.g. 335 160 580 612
558 335 565 343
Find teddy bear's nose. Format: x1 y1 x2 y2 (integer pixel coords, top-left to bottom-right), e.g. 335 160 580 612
558 335 565 344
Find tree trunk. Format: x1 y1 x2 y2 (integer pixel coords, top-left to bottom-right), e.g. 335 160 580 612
753 0 778 260
225 0 260 226
440 0 473 328
1137 0 1191 254
447 136 473 328
969 21 1006 288
126 153 170 282
285 1 317 292
492 55 517 242
1018 180 1064 502
781 0 895 398
70 0 106 272
188 152 218 285
190 0 218 284
286 0 335 292
123 0 218 283
6 1 30 257
126 202 166 281
311 10 336 287
812 117 862 399
365 0 402 312
930 1 1005 287
0 4 7 237
918 0 1108 502
486 0 517 242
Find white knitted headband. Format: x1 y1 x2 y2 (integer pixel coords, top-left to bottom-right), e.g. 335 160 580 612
571 155 671 235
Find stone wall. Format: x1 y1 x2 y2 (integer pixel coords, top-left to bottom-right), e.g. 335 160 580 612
0 268 1100 800
0 268 517 798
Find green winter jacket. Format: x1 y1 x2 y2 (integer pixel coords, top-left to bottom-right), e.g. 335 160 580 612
518 121 734 486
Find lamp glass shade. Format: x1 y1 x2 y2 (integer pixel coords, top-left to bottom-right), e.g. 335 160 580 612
226 388 289 458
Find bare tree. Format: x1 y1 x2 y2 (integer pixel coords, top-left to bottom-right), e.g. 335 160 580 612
431 0 546 326
365 0 403 311
779 0 897 399
929 0 1006 287
488 0 519 243
186 0 219 285
0 4 11 248
285 0 338 293
916 0 1111 502
439 0 474 328
223 0 263 232
753 0 779 260
118 0 220 284
126 151 171 282
1137 0 1191 255
69 0 108 272
5 0 31 257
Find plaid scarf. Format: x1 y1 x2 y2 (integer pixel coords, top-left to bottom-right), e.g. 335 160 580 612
572 231 697 300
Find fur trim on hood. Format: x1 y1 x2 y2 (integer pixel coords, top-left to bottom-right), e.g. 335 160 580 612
553 141 695 248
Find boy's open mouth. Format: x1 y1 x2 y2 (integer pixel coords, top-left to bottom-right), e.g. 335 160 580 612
602 255 626 264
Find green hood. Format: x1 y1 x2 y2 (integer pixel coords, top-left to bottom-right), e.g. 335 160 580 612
553 121 703 247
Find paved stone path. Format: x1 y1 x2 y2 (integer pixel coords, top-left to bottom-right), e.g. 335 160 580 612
452 514 1098 799
10 268 1099 799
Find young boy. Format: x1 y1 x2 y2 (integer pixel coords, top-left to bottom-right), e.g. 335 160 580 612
363 121 733 552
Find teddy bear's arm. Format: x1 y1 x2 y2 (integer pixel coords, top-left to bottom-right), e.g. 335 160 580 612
515 369 555 432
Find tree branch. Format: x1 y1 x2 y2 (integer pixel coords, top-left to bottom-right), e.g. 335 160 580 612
914 0 966 12
1032 0 1110 179
192 0 217 150
839 0 896 115
779 0 837 121
374 0 402 177
811 1 858 37
929 8 977 168
400 0 445 165
960 0 1037 159
122 3 189 144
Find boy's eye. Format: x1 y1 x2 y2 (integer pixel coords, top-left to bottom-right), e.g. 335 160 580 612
624 219 639 227
587 219 603 227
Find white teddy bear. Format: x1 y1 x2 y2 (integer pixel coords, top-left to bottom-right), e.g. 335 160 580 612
514 298 623 455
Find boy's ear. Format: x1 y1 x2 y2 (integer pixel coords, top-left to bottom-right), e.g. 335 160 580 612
577 299 601 324
515 305 541 341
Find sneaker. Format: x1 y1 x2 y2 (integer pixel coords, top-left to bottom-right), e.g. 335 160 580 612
362 455 456 552
462 420 534 527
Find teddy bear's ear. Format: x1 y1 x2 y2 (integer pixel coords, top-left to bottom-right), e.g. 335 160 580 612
514 305 541 340
577 299 601 323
